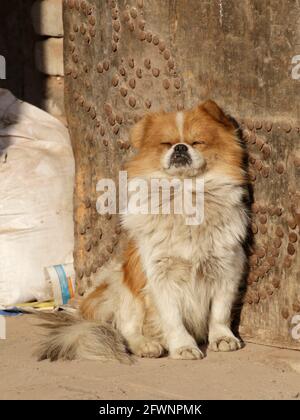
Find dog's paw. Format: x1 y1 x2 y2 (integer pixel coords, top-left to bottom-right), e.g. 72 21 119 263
170 345 204 360
131 339 164 358
209 336 242 352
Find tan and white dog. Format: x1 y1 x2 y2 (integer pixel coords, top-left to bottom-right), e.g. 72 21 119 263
38 100 249 362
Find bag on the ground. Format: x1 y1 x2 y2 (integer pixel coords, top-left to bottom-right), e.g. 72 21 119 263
0 89 74 306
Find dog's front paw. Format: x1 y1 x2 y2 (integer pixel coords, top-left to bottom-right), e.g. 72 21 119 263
170 345 204 360
131 339 164 358
209 336 242 352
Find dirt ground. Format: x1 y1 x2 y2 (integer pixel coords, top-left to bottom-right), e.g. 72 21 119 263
0 316 299 400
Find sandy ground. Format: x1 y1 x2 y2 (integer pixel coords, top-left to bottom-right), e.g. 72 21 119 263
0 316 299 400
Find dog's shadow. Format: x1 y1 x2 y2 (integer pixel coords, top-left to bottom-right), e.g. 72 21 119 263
229 117 254 341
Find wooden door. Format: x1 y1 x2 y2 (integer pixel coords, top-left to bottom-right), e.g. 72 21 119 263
63 0 300 349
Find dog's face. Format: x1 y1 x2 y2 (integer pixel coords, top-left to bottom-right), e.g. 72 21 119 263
161 139 205 177
128 100 244 182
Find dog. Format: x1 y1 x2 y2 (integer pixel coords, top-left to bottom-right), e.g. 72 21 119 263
37 100 249 362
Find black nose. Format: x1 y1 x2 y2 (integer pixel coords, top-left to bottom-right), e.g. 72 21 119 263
174 143 188 153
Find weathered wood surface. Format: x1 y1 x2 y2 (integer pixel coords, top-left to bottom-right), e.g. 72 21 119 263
63 0 300 349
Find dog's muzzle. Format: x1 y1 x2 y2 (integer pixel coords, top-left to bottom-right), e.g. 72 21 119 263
170 144 192 167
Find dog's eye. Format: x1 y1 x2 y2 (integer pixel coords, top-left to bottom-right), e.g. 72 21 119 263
161 142 172 147
192 140 206 146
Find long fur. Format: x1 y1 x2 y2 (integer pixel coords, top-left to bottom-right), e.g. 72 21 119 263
35 312 132 363
36 100 249 362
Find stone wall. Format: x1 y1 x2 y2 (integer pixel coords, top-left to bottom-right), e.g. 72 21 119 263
31 0 65 122
0 0 65 123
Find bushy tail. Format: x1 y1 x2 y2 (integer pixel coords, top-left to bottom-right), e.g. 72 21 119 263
34 312 132 363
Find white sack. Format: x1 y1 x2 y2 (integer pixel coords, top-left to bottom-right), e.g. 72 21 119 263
0 89 74 306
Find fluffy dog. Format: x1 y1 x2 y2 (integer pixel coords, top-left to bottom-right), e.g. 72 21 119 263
38 100 249 362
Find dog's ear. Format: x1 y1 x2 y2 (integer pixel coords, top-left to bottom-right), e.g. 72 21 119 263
130 114 152 149
201 100 235 129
